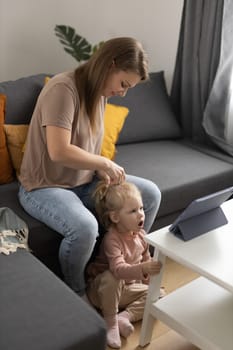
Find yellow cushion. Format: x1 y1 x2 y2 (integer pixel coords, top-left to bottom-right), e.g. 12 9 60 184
44 76 51 84
101 103 129 160
0 94 14 184
3 124 29 177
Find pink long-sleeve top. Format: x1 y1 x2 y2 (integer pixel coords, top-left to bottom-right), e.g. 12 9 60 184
87 227 151 284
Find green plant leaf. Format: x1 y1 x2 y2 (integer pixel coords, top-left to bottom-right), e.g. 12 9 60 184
55 25 92 62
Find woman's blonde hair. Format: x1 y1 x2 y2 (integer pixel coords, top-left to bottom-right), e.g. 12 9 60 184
75 37 149 131
93 180 142 229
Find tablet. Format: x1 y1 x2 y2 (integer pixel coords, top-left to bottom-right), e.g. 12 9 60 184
169 186 233 241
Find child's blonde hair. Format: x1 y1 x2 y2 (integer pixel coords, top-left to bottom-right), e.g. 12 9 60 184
93 181 142 229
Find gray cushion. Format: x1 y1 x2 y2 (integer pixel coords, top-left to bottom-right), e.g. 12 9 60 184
0 74 49 124
115 140 233 218
109 71 181 144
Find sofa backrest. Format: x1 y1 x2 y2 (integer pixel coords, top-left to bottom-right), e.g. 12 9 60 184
0 71 182 144
109 71 181 144
0 74 48 124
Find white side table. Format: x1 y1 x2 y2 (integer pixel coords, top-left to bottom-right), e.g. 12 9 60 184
139 199 233 350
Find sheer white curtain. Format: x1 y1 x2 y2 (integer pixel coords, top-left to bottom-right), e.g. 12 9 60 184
226 68 233 142
203 0 233 155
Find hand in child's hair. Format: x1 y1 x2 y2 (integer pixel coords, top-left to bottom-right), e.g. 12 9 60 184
141 260 162 277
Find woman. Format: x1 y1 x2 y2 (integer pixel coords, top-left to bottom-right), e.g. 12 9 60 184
18 37 161 296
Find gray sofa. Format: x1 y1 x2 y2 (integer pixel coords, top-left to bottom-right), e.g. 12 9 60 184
1 72 233 349
2 70 233 266
1 72 233 271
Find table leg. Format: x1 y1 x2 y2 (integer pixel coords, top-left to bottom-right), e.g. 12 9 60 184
139 250 166 347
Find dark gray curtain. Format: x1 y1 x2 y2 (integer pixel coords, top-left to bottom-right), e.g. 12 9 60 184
171 0 224 143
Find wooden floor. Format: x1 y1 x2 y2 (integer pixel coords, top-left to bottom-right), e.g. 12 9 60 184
106 258 200 350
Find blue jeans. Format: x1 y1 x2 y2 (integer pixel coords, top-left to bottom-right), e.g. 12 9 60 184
18 175 161 295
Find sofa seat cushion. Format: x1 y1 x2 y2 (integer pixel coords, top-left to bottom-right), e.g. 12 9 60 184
115 140 233 220
0 250 106 350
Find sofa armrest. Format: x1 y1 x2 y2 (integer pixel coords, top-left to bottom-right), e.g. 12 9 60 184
0 250 106 350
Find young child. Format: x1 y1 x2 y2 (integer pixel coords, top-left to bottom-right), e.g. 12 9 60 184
86 181 163 349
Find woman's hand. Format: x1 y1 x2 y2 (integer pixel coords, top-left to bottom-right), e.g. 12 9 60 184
96 159 125 185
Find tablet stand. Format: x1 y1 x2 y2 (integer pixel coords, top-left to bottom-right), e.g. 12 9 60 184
174 206 228 241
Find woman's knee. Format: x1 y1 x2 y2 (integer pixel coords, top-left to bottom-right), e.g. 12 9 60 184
78 214 99 242
126 175 161 205
64 212 99 247
143 179 161 201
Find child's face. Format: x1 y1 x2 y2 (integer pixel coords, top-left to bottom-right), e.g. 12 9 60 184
112 195 145 233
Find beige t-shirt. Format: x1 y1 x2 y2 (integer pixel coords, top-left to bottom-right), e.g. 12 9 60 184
19 71 105 191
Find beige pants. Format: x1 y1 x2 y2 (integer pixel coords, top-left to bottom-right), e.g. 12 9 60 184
87 270 148 322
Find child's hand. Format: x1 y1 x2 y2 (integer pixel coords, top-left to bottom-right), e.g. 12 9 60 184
141 260 162 277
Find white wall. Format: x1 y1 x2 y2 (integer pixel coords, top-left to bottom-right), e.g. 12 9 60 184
0 0 183 90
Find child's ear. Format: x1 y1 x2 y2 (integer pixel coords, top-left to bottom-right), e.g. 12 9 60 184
109 211 119 223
